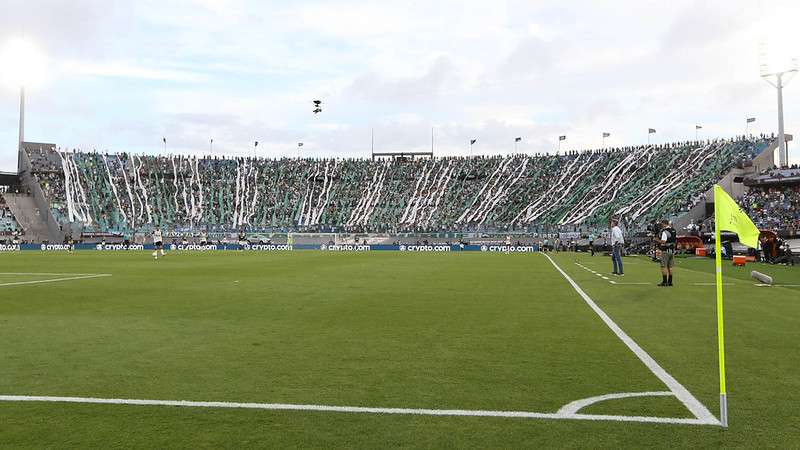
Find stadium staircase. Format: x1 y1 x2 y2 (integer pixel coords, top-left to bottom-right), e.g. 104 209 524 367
1 193 52 242
12 143 64 242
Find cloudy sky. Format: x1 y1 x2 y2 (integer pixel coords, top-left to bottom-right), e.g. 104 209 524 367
0 0 797 171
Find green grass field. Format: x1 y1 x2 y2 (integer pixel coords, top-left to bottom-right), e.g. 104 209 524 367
1 250 798 448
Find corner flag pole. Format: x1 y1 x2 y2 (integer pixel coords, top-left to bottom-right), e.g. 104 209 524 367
714 191 729 428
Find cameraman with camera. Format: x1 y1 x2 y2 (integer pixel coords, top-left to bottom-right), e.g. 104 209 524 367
646 220 659 262
655 219 677 286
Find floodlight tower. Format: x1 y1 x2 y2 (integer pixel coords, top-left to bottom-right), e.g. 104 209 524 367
18 86 24 169
759 41 798 168
1 38 45 172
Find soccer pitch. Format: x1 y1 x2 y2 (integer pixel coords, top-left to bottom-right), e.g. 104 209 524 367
1 251 798 448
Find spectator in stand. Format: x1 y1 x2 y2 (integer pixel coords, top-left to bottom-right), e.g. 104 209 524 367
24 136 773 237
740 183 800 234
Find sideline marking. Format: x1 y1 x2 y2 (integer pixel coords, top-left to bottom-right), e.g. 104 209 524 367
608 281 651 285
0 274 111 287
574 262 650 286
545 254 719 425
0 395 713 426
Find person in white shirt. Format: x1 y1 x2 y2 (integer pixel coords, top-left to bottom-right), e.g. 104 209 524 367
152 229 165 259
610 219 624 275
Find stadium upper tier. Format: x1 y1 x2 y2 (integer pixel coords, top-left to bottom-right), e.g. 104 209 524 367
26 137 771 234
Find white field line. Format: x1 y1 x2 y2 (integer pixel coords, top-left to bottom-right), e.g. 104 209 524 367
0 274 111 287
0 272 108 276
545 254 719 425
0 395 712 426
574 262 650 286
0 261 720 427
557 391 674 415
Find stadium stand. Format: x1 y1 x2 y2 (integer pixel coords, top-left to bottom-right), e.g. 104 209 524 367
0 195 21 236
23 136 772 237
740 168 800 237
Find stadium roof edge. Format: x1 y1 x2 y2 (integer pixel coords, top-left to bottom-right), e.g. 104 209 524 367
23 135 777 162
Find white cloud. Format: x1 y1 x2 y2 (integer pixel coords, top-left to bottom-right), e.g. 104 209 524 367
0 0 798 171
60 60 206 82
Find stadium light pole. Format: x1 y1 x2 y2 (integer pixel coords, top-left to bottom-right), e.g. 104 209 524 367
18 86 24 152
1 38 45 173
761 70 796 167
759 38 798 168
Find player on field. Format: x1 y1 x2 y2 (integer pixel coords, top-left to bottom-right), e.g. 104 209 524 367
238 229 247 250
152 228 165 259
64 229 74 253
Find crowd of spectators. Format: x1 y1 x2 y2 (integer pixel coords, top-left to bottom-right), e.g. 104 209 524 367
740 183 800 235
0 194 21 236
25 136 770 236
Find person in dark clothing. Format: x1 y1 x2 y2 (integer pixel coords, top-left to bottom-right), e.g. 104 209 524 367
655 220 677 286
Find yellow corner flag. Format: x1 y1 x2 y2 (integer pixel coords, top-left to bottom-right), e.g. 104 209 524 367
713 184 760 428
714 185 760 249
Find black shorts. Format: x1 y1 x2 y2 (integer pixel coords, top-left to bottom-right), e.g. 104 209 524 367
155 241 163 248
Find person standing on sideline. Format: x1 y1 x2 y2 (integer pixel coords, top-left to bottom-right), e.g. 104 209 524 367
655 219 676 286
588 232 596 256
610 219 624 275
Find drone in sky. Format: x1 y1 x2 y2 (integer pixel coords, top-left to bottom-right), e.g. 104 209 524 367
312 99 322 114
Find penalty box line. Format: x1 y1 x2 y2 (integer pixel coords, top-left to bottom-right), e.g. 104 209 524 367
0 395 713 426
0 274 112 287
542 254 719 426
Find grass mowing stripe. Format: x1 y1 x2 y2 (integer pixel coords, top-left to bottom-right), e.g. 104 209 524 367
542 253 720 425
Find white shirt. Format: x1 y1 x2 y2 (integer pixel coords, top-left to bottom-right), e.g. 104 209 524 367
661 230 671 242
153 230 163 243
611 226 624 245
